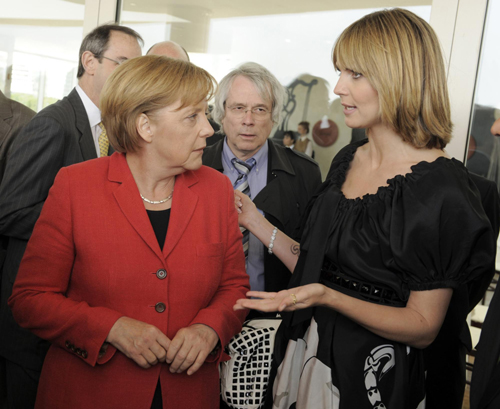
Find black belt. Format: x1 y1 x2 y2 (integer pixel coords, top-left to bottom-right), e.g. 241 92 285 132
320 258 406 307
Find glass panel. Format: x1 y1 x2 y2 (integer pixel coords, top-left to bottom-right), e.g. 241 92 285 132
466 0 500 184
465 0 500 292
119 1 431 178
0 0 84 111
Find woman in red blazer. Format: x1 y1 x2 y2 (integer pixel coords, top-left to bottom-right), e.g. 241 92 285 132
8 56 249 409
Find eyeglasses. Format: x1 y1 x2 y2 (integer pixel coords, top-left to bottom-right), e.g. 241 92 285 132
226 105 271 120
100 55 124 66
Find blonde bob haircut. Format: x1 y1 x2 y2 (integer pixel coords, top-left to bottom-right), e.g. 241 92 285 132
100 55 216 153
333 8 452 149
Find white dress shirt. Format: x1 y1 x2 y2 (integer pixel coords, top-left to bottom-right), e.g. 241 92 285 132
75 85 106 157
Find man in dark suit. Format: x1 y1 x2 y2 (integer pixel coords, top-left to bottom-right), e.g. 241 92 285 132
0 92 35 271
0 24 142 409
203 62 322 304
0 92 35 408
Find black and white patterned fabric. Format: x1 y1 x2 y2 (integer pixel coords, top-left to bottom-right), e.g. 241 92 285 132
221 317 282 409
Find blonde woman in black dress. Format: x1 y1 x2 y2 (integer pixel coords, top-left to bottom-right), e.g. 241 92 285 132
234 8 495 409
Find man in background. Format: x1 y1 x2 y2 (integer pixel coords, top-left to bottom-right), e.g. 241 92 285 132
147 40 189 61
0 91 34 409
0 91 34 271
282 130 296 149
0 24 142 409
147 40 226 144
203 62 321 308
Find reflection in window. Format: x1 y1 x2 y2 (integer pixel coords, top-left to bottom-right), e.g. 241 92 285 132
0 0 84 112
465 0 500 296
466 0 500 186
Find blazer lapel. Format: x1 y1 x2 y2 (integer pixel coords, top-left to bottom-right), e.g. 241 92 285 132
68 88 97 161
162 171 199 259
254 180 288 227
254 141 296 227
109 153 164 260
201 138 224 172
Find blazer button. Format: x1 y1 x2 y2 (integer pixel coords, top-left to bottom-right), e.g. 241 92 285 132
76 348 82 356
82 350 88 359
65 341 71 349
155 302 166 313
156 269 167 280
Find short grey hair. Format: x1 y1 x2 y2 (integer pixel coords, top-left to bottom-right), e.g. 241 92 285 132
213 62 285 132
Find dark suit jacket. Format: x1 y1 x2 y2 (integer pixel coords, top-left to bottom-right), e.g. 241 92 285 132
202 138 322 293
8 154 248 409
0 91 35 293
0 91 35 182
0 87 97 371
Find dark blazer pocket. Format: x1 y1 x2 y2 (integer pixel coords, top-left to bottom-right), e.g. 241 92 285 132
196 242 224 257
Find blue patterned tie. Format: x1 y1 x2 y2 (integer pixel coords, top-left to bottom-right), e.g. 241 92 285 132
232 157 256 261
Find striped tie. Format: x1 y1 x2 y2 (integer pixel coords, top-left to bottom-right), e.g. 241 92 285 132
232 157 256 262
98 122 109 157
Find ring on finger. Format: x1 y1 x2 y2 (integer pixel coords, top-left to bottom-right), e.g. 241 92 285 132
290 293 297 305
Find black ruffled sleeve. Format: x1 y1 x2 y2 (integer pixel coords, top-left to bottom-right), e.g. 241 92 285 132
392 158 496 291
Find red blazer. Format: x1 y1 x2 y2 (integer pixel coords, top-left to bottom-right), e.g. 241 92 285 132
9 152 249 409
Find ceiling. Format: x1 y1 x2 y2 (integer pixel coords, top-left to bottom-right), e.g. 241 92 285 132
0 0 432 28
65 0 431 19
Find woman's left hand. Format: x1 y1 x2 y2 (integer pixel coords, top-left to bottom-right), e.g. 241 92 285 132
234 190 262 230
234 284 327 312
166 323 219 376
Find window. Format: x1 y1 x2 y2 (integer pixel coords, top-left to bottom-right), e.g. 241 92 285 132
466 0 500 187
0 0 84 111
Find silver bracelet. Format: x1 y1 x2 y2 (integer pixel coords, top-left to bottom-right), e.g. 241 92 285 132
268 227 278 255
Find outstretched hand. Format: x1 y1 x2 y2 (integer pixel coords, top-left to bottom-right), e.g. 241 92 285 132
234 284 328 313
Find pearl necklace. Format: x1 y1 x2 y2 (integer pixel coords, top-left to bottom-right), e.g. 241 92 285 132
140 189 174 205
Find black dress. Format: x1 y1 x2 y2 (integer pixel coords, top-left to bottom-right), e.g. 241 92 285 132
147 208 171 409
265 140 495 409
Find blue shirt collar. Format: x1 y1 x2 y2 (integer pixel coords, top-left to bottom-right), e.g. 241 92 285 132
222 138 269 173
